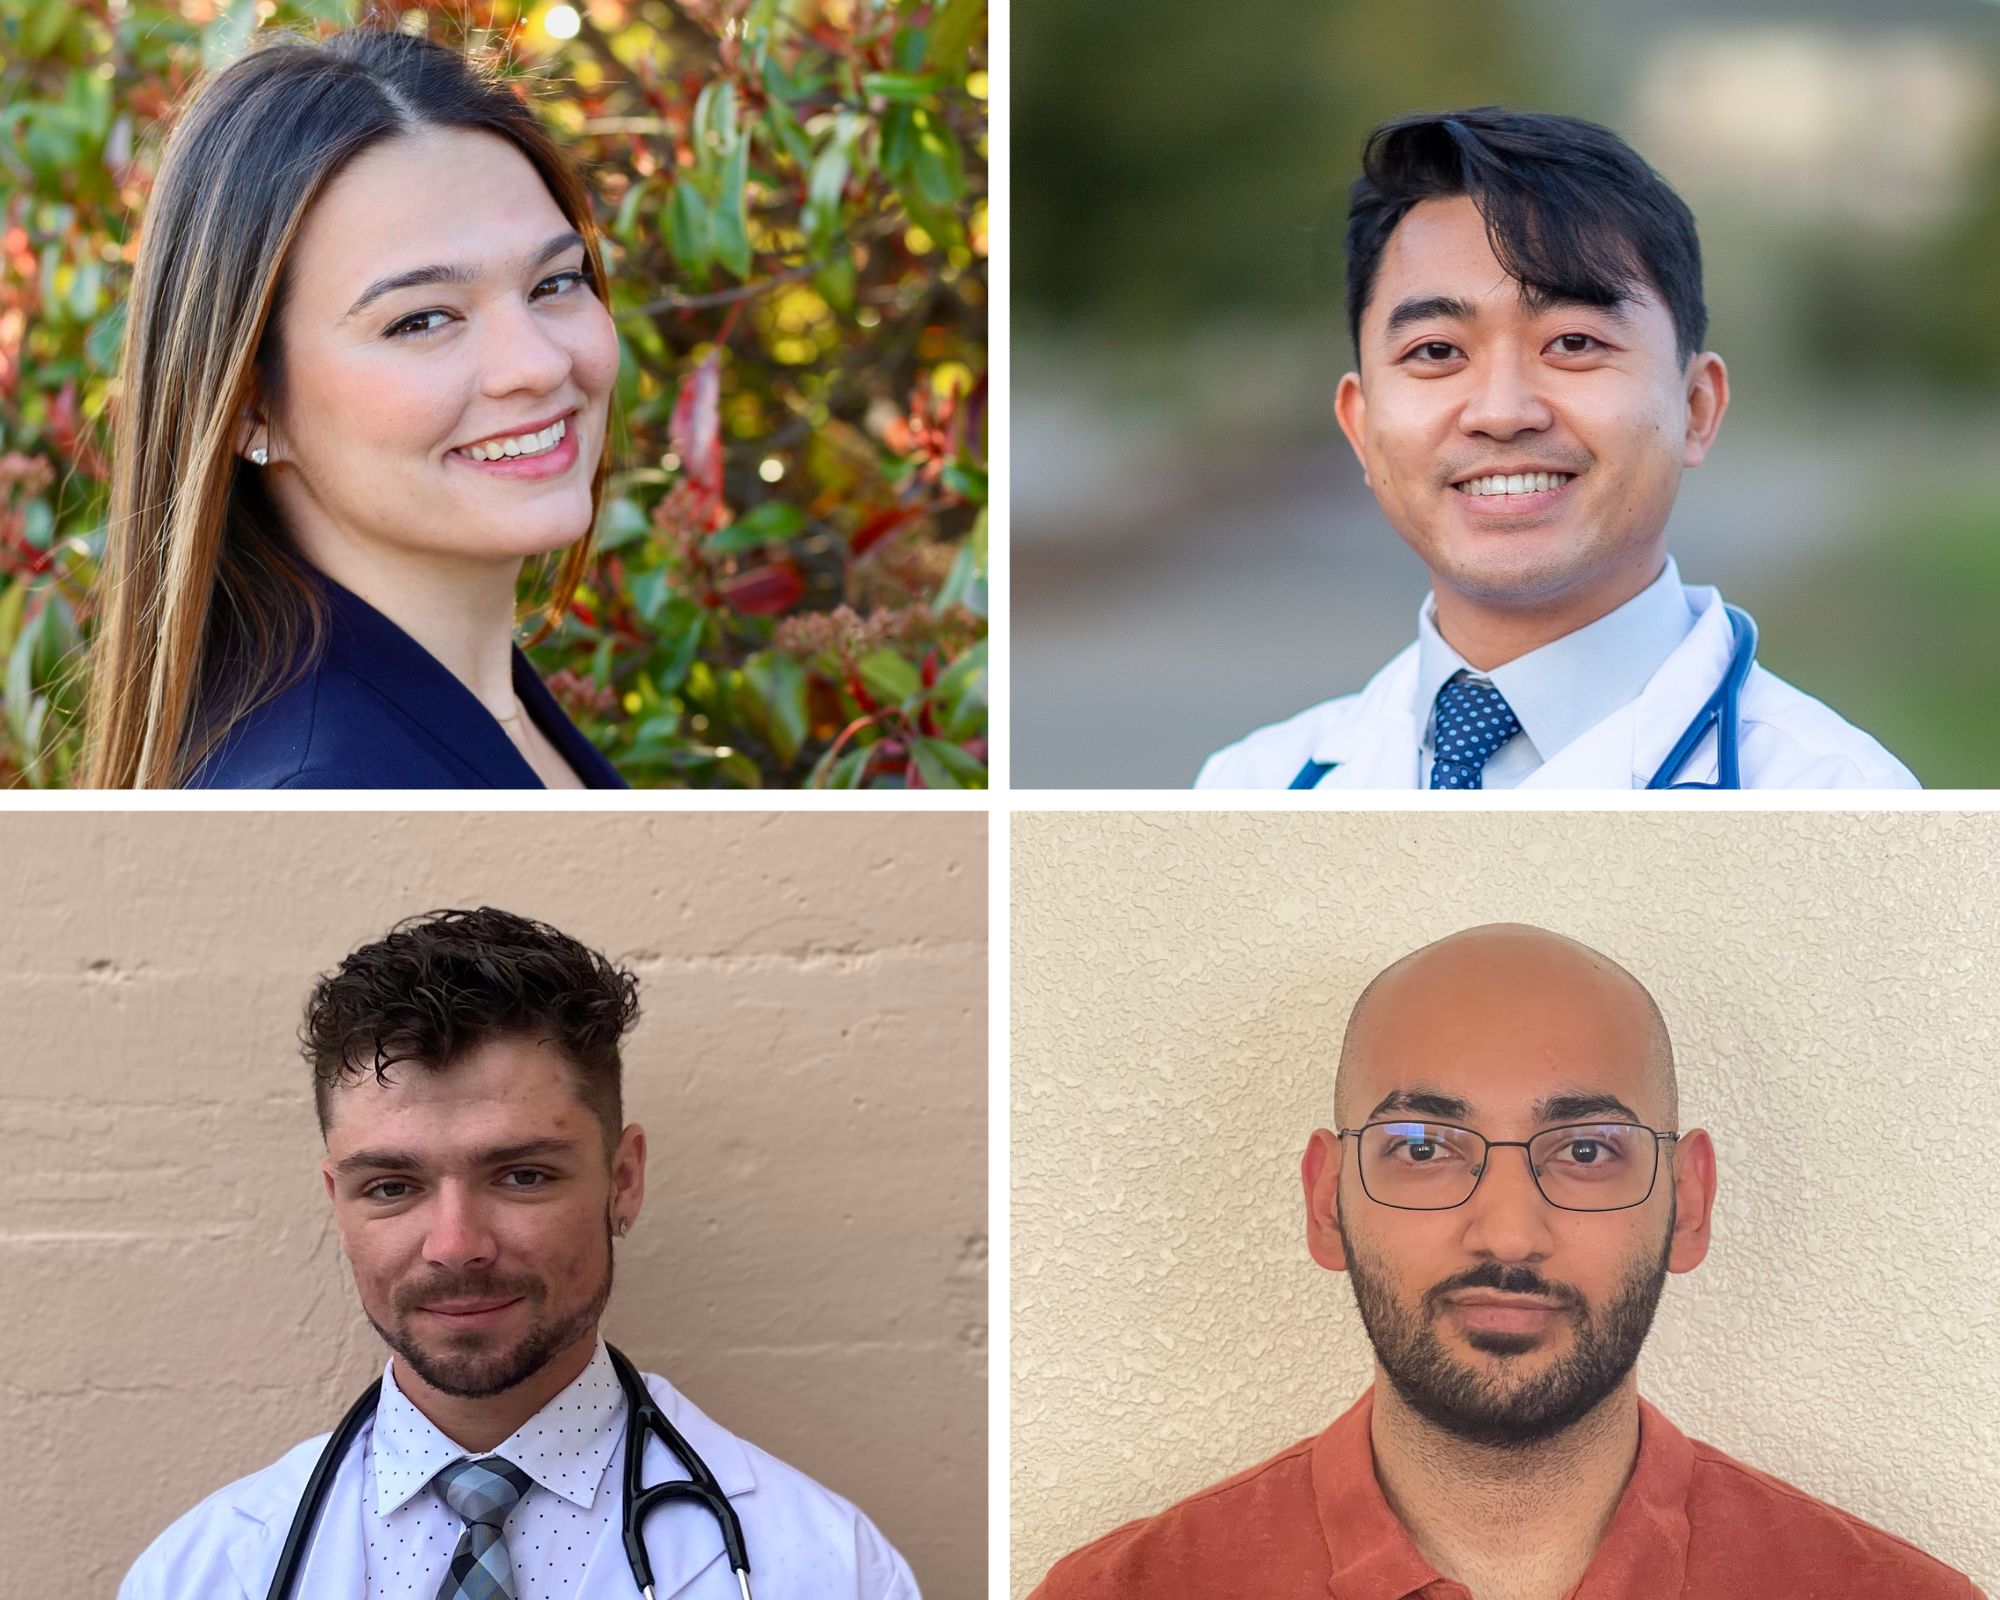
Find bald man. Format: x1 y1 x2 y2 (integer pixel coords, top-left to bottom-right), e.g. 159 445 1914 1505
1029 925 1981 1600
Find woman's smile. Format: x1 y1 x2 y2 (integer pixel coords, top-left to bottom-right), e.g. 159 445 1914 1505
446 408 582 481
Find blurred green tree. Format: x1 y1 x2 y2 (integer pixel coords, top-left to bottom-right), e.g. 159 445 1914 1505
0 0 987 787
1012 0 1547 339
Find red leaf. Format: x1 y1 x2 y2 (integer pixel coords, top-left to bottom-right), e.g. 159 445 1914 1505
849 503 924 558
670 352 724 510
718 560 805 616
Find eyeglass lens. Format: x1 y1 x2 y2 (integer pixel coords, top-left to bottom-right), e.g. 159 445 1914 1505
1357 1122 1658 1210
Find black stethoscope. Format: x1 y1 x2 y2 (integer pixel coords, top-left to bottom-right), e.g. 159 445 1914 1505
264 1343 753 1600
1288 605 1758 792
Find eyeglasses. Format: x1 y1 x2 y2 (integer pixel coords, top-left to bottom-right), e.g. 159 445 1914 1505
1338 1120 1680 1212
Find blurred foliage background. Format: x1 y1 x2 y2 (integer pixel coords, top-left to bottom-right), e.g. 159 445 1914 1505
1014 0 2000 788
0 0 986 787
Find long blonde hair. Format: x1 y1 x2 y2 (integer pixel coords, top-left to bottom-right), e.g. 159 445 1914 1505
86 24 611 787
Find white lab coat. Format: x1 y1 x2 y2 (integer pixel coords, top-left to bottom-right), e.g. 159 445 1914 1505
117 1367 921 1600
1195 584 1919 790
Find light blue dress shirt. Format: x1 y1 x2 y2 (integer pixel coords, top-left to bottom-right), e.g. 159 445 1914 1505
363 1340 625 1599
1415 558 1698 788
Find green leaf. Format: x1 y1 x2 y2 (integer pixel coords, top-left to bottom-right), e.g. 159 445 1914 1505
936 512 988 616
707 499 805 554
629 566 673 626
891 23 929 71
613 173 654 242
832 748 872 788
857 648 922 706
801 118 860 257
5 619 38 748
741 650 808 763
940 458 986 502
813 253 858 317
910 734 983 789
651 596 708 694
712 137 751 280
0 581 26 661
932 636 986 704
765 93 814 171
693 80 739 154
928 0 985 75
666 181 712 273
595 496 652 552
85 301 125 374
863 72 942 101
910 108 967 206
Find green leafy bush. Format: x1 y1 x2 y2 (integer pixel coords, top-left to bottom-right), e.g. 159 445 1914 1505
0 0 987 786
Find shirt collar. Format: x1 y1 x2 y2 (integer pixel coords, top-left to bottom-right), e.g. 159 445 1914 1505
1415 558 1696 763
1313 1386 1696 1600
371 1338 627 1517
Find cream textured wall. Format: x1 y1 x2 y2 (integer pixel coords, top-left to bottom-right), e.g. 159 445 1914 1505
0 810 985 1599
1012 810 2000 1596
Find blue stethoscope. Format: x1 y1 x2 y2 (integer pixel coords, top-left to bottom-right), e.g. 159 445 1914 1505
1289 605 1758 792
264 1344 753 1600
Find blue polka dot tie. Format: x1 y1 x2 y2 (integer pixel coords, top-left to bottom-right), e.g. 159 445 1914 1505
1428 676 1522 790
432 1455 533 1600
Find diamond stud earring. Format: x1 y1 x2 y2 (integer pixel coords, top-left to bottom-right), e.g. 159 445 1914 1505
250 446 268 466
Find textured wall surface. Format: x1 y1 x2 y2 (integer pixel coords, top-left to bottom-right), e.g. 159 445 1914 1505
0 810 986 1599
1012 811 2000 1596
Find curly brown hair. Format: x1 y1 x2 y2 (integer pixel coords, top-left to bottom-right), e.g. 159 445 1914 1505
302 907 640 1152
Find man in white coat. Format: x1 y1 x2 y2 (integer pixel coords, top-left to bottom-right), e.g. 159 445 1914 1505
120 907 919 1600
1195 107 1917 791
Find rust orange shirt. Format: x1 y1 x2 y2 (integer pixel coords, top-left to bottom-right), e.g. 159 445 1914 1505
1028 1389 1981 1600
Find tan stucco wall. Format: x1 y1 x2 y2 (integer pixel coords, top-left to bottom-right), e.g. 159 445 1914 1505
1012 810 2000 1596
0 809 986 1599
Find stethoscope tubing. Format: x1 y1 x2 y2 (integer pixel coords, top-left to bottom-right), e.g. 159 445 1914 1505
1644 605 1756 791
264 1346 749 1600
1287 605 1758 792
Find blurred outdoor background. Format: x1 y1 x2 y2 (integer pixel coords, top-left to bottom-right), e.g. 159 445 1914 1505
0 0 987 787
1015 0 2000 788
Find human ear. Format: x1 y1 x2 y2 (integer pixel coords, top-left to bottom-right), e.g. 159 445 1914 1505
232 373 279 466
610 1123 647 1231
1302 1128 1351 1272
1680 352 1729 468
1665 1127 1716 1274
1333 371 1370 485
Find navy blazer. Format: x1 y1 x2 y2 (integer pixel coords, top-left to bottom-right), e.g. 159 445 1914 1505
187 577 626 789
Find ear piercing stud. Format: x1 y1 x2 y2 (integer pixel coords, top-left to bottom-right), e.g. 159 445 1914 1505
250 447 269 465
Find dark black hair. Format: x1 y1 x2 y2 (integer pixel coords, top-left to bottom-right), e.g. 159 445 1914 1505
1344 107 1707 365
302 907 641 1152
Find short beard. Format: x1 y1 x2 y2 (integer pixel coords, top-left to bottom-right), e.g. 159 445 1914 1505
368 1213 616 1400
1338 1207 1672 1451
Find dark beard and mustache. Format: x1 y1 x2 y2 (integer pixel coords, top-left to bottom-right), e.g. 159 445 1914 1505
366 1213 617 1399
1337 1207 1672 1450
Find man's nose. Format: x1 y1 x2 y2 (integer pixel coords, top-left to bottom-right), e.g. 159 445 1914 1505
422 1182 499 1269
1456 1143 1557 1264
1456 348 1555 440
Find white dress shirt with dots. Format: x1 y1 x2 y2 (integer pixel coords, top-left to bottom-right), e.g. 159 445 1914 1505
364 1338 626 1599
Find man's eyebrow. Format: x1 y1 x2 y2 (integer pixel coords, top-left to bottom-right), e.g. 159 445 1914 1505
1383 295 1478 339
333 1136 582 1177
1381 289 1636 341
1365 1087 1474 1123
340 229 585 323
1533 1092 1646 1126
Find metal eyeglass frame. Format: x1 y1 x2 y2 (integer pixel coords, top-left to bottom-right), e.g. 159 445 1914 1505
1337 1120 1682 1212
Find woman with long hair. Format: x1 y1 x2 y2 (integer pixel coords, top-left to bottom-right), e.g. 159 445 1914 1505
86 24 625 787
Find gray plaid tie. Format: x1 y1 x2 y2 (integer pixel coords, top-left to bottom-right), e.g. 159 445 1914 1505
432 1455 534 1600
